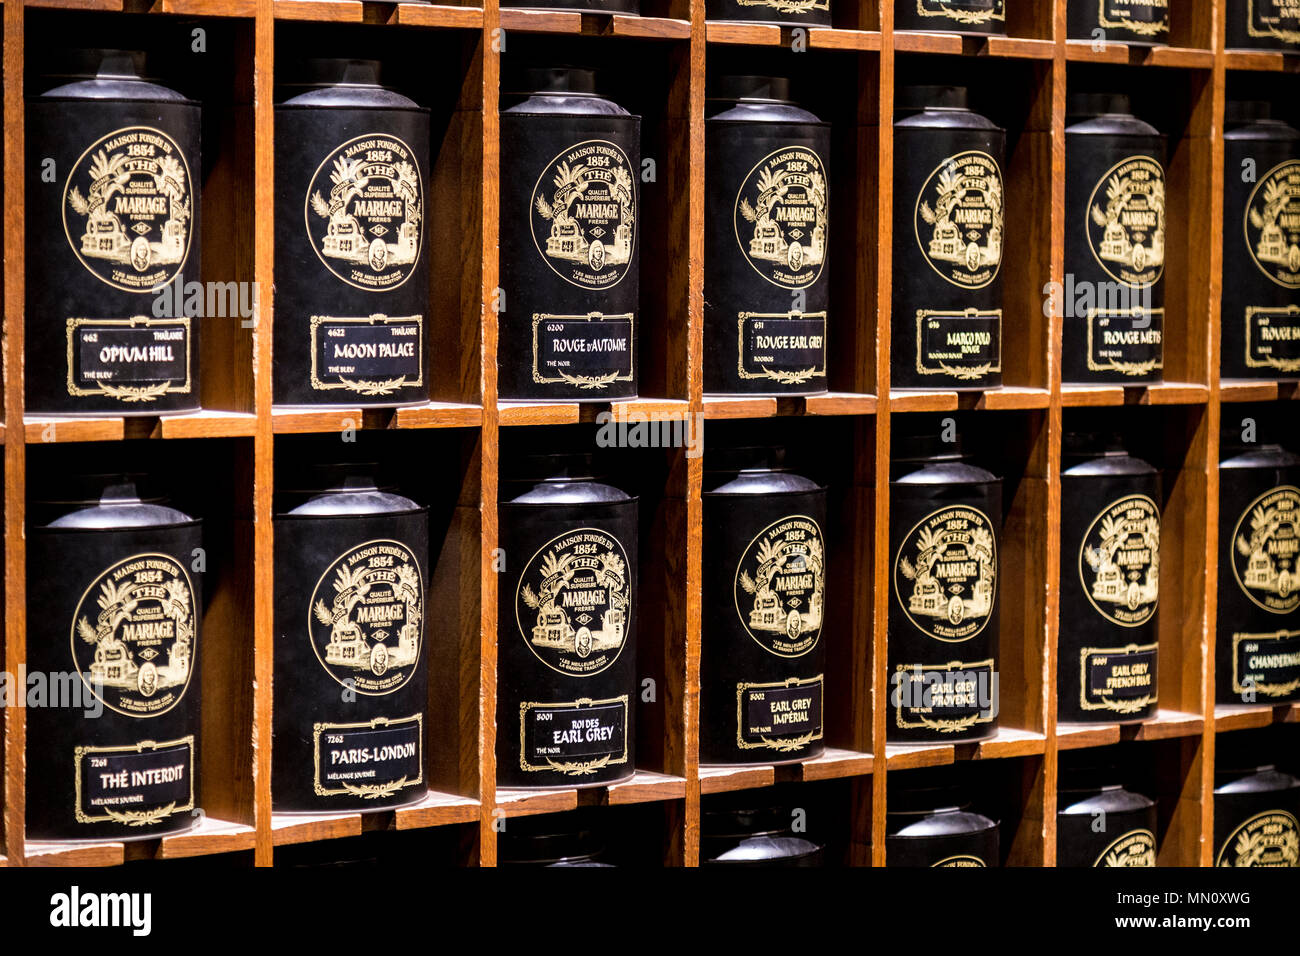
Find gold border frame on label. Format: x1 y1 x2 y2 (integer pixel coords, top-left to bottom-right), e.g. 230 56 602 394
1097 0 1169 36
1244 305 1300 372
74 735 196 825
913 0 1004 23
308 313 425 393
734 675 825 751
1215 809 1300 867
1084 306 1165 375
732 144 828 291
311 714 425 797
932 854 988 867
913 308 1003 378
892 658 997 731
65 315 193 399
1093 829 1158 867
303 133 424 293
1085 155 1167 287
1077 493 1161 628
1231 629 1300 698
732 514 825 657
1247 0 1300 42
894 505 998 643
912 150 1005 290
735 311 828 382
530 312 636 387
1242 160 1300 289
518 696 630 774
1230 485 1300 614
1078 641 1159 712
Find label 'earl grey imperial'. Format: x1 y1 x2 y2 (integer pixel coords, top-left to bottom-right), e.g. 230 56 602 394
275 59 431 408
26 476 202 842
26 50 201 416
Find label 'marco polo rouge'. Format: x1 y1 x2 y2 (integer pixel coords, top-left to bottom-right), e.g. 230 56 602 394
1216 439 1300 705
26 50 201 415
275 60 430 407
1226 0 1300 51
498 455 638 788
273 465 429 812
705 0 830 26
889 437 1001 742
1068 1 1170 45
893 87 1006 390
1214 764 1300 867
701 446 827 764
705 76 830 396
894 0 1006 35
1059 438 1161 723
26 477 202 841
1065 94 1167 384
1223 101 1300 380
500 69 640 401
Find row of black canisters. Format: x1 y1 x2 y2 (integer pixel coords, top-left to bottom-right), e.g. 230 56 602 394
274 60 431 408
705 77 831 396
271 467 430 813
893 87 1006 390
701 449 827 764
1223 102 1300 381
1226 0 1300 51
26 479 203 841
888 438 1002 743
1059 436 1161 724
1064 94 1166 384
497 457 639 788
26 51 202 416
1216 439 1300 706
499 69 640 402
1068 1 1170 45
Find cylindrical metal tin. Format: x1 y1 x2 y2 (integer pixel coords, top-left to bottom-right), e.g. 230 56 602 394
272 465 430 812
1064 94 1167 384
498 813 613 866
893 87 1006 390
888 438 1001 742
26 477 203 841
886 779 999 867
894 0 1005 35
499 69 640 401
702 793 825 866
701 447 827 764
25 50 201 416
1226 0 1300 52
1216 441 1300 705
705 77 831 396
498 456 638 788
1067 1 1170 45
1223 101 1300 380
1058 782 1158 867
1059 437 1162 723
706 0 830 26
274 60 431 408
1214 765 1300 867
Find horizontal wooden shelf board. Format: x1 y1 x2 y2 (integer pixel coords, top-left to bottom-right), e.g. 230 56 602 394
272 0 482 25
954 726 1046 760
698 750 873 795
498 397 689 427
702 392 877 419
499 8 687 38
495 787 580 818
704 21 781 46
392 791 482 829
894 31 1053 59
1065 39 1214 68
890 387 1050 412
884 742 955 770
1220 380 1299 403
699 764 776 795
498 771 686 815
1225 49 1300 72
1056 722 1123 751
1214 702 1300 733
26 0 261 13
153 817 257 859
24 410 257 443
271 811 364 846
1057 709 1206 748
1061 382 1210 407
271 401 482 434
23 841 127 867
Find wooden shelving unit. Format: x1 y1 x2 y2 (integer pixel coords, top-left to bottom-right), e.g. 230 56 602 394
1 0 1296 868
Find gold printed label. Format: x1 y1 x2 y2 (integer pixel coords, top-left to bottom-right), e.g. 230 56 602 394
736 311 827 385
1232 629 1300 698
734 146 827 289
734 0 828 11
736 676 824 752
312 714 423 799
72 553 196 718
1085 307 1164 376
1248 0 1300 43
1079 642 1158 713
933 854 987 867
306 134 423 291
914 308 1002 379
308 314 424 396
531 140 636 290
74 736 195 826
1095 829 1157 867
519 696 629 776
915 150 1004 289
1098 0 1169 36
893 658 997 733
531 312 635 389
914 0 1004 25
64 126 193 292
65 315 192 402
1087 156 1166 287
896 506 997 642
308 540 424 695
1244 305 1300 372
1080 494 1161 626
517 528 631 677
1245 160 1300 288
1232 485 1300 614
735 515 825 657
1216 810 1300 867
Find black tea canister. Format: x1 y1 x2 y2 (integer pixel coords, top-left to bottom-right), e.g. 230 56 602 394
1064 93 1166 384
701 446 827 764
888 437 1001 742
887 778 999 867
1226 0 1300 51
1223 101 1300 380
705 0 830 26
893 86 1006 390
705 76 831 396
1216 439 1300 705
26 476 203 841
1059 436 1161 723
894 0 1005 35
500 69 640 402
274 59 431 408
272 465 430 812
1057 760 1158 867
26 49 201 416
1068 1 1170 45
1214 764 1300 867
498 455 638 788
702 792 826 866
498 813 614 867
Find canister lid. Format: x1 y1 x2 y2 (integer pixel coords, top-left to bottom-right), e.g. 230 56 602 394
39 48 188 102
709 74 792 104
296 58 383 87
515 66 598 96
1067 91 1132 120
897 84 969 111
498 814 607 866
893 432 965 464
36 474 195 529
276 461 422 515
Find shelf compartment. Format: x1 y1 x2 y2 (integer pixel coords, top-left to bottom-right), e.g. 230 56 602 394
1061 382 1211 407
22 842 127 867
272 0 482 26
1224 50 1300 72
953 726 1047 760
1214 702 1300 733
884 742 955 770
498 397 689 427
271 402 482 434
1220 380 1299 403
701 392 877 419
497 771 685 817
892 31 1052 59
25 0 257 13
500 9 688 39
23 410 258 443
1066 39 1214 69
